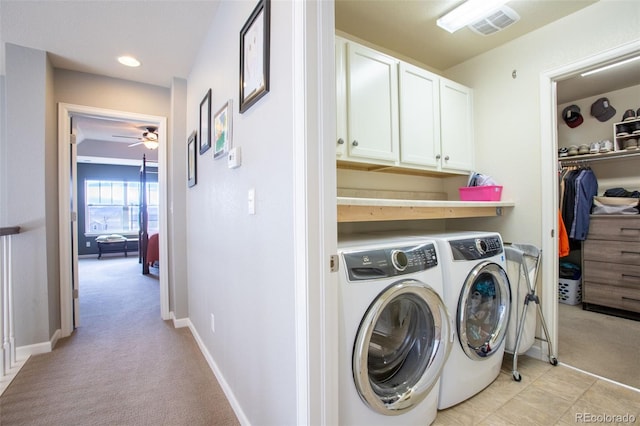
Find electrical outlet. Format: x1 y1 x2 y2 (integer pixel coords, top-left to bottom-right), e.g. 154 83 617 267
86 241 91 247
210 313 215 333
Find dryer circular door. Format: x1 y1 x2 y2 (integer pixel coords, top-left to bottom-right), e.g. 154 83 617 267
457 261 511 360
352 279 451 415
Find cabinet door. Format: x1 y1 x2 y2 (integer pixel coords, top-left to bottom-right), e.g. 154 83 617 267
440 78 474 172
335 37 348 159
398 62 440 168
346 43 399 162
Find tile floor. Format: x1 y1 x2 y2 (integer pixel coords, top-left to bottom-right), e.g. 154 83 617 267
433 354 640 425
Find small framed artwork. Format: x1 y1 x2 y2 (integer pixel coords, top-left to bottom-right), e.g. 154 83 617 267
239 0 270 113
214 100 233 159
199 89 212 154
187 131 197 187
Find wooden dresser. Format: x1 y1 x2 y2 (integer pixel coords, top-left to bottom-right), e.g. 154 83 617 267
582 215 640 315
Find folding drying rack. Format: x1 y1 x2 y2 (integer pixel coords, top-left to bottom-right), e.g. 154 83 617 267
505 243 558 381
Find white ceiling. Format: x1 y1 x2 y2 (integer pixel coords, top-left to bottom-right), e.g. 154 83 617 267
0 0 220 88
1 0 638 156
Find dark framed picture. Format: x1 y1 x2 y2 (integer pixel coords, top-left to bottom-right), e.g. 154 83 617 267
187 131 197 187
214 100 233 159
239 0 270 113
199 89 212 154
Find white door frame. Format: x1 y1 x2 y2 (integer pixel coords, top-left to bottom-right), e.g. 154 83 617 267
539 41 640 361
292 1 338 424
58 103 169 337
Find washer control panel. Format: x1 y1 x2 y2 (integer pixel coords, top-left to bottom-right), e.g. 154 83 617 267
450 236 503 261
343 243 438 281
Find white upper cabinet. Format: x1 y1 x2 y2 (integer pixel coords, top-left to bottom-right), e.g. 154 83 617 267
336 36 401 165
335 36 474 175
345 42 399 163
440 78 474 173
398 62 441 168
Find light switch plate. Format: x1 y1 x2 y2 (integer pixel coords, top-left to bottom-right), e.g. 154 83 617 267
228 147 241 168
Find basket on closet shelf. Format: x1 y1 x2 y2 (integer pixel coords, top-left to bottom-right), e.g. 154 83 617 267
459 185 503 201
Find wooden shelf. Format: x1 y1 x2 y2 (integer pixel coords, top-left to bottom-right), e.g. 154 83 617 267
337 160 465 178
337 197 514 222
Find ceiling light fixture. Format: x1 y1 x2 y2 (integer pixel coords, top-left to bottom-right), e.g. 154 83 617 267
142 140 159 150
580 56 640 77
437 0 511 33
118 56 141 67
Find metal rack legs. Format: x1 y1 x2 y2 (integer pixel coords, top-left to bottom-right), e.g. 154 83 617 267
506 244 558 382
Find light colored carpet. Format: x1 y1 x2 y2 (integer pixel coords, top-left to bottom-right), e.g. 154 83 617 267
0 257 239 425
558 302 640 389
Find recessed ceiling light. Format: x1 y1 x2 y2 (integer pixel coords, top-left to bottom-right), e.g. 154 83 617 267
118 56 141 67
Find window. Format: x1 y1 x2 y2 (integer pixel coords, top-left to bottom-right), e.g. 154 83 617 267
85 180 159 234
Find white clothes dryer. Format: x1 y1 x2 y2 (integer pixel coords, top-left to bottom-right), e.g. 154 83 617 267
423 232 511 410
338 235 453 426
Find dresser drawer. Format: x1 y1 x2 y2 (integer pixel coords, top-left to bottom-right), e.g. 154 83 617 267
583 260 640 288
583 281 640 313
583 240 640 266
586 215 640 241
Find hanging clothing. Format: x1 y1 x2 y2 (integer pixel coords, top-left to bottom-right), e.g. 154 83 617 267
558 211 569 257
559 166 598 242
571 168 598 240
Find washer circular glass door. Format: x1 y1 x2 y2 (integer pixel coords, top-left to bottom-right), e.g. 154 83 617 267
352 279 451 415
458 261 511 359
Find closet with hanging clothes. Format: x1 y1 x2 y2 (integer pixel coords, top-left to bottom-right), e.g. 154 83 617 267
557 153 640 319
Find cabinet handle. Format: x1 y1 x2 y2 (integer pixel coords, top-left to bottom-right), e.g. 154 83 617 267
436 154 441 160
621 251 640 256
337 138 344 145
444 155 450 161
620 227 640 232
352 140 359 147
622 296 640 303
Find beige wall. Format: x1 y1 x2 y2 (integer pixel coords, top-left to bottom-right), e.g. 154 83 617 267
442 0 640 245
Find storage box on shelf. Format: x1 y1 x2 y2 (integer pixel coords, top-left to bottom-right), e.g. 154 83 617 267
582 215 640 315
459 185 503 201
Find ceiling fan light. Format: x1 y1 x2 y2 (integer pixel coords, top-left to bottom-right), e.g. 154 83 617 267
437 0 511 33
142 140 159 150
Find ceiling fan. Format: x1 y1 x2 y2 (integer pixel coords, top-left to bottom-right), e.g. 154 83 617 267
113 126 159 149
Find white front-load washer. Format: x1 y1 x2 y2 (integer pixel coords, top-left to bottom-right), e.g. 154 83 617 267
426 232 511 410
338 235 453 426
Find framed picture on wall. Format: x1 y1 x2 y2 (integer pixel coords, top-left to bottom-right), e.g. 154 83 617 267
239 0 270 113
187 131 197 187
199 89 212 154
214 100 232 159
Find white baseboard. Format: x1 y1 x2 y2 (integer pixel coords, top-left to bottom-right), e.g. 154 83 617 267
0 357 27 396
169 312 190 328
16 328 61 361
3 329 61 397
184 319 250 426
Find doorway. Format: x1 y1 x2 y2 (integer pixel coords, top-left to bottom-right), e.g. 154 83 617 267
58 103 169 337
539 42 640 387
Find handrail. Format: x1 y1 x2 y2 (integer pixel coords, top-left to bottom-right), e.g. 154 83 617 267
0 227 20 237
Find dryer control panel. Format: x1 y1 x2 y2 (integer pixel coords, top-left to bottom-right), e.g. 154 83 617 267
342 243 438 281
450 236 503 261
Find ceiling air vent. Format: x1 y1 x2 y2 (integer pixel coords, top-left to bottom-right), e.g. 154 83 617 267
468 5 520 36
